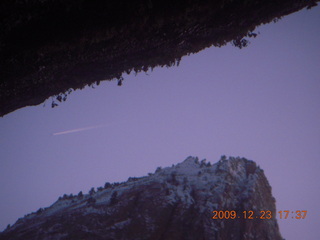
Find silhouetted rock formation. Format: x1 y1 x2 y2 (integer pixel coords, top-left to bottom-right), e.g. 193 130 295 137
0 0 318 116
0 156 283 240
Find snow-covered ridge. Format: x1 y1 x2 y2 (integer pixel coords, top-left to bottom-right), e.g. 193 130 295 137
13 156 260 222
1 155 282 240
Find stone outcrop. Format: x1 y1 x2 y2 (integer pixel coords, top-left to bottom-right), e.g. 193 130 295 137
0 156 283 240
0 0 318 116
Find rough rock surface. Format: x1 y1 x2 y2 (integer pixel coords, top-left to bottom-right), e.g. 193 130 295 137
0 0 318 116
0 156 283 240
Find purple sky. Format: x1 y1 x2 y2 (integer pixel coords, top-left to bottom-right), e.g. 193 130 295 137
1 6 319 240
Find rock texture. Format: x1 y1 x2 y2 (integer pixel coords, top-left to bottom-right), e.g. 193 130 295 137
0 156 283 240
0 0 319 116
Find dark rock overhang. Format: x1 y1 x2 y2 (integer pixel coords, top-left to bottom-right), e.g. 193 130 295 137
0 0 318 117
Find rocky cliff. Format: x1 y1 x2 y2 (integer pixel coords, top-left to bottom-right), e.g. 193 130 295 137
0 156 283 240
0 0 318 116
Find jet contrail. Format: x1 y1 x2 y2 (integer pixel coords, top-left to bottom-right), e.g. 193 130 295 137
53 124 108 136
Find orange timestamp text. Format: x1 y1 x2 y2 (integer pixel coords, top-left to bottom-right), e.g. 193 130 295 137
211 210 307 220
278 210 307 219
212 210 272 220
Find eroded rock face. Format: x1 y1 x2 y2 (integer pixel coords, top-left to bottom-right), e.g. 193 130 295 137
0 156 283 240
0 0 318 116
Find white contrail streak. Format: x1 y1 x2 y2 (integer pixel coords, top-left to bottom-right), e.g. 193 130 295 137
53 124 107 136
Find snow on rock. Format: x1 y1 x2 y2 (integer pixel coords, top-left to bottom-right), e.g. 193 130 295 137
0 156 283 240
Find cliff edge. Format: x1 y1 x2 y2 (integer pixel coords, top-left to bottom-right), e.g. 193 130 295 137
0 156 283 240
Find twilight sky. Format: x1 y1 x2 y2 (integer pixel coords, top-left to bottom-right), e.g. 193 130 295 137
1 5 319 240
